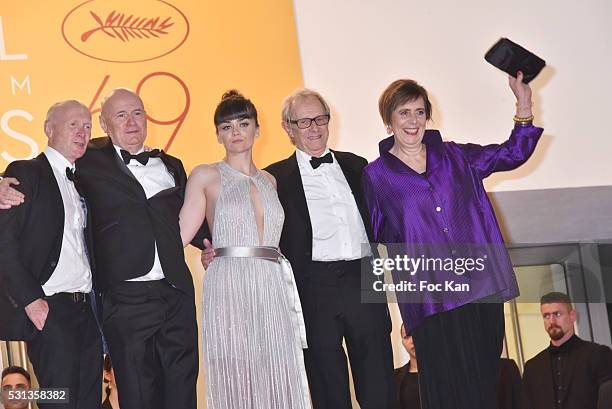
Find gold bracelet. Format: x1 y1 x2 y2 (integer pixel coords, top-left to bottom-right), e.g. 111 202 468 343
513 114 534 125
515 101 534 108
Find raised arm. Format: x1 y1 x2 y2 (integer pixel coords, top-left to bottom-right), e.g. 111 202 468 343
509 71 533 120
179 165 216 247
458 71 543 179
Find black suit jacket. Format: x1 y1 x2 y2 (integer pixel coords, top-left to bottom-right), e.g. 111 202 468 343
265 150 374 296
0 154 95 340
522 336 612 409
498 358 521 409
393 362 420 408
76 138 194 295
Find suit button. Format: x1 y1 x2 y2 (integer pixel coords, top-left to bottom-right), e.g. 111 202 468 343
50 261 57 268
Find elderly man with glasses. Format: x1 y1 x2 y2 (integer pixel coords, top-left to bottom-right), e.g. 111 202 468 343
265 89 396 409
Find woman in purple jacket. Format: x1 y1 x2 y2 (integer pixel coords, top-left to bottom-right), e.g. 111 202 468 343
362 72 542 409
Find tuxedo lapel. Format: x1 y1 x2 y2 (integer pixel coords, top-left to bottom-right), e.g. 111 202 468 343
332 151 373 240
38 154 65 229
560 340 581 398
333 150 361 197
97 138 151 199
159 151 180 187
282 153 311 227
101 140 139 183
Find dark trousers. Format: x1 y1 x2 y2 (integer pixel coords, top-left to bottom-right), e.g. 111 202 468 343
303 258 396 409
412 301 505 409
27 293 102 409
102 279 198 409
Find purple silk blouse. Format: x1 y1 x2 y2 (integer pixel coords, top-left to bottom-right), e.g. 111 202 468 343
362 124 543 333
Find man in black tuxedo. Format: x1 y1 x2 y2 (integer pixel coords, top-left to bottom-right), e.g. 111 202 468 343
77 88 198 409
265 89 395 409
0 89 198 409
522 292 612 409
0 100 102 409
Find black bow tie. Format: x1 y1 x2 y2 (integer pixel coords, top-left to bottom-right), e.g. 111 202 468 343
310 152 333 169
120 149 160 166
65 167 76 182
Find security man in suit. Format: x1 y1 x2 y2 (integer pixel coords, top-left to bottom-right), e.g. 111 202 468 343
0 100 102 409
522 292 612 409
265 89 395 409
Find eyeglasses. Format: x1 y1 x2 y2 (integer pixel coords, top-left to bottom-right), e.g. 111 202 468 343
289 114 330 129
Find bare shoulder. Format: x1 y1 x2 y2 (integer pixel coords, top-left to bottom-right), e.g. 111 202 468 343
189 163 219 179
188 163 220 187
260 169 277 189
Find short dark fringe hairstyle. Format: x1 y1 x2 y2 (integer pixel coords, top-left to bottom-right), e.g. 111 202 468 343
540 291 572 306
213 90 259 128
1 365 31 384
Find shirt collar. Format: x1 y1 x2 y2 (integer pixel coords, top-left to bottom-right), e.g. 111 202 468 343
296 147 332 171
378 129 445 174
44 146 75 172
548 334 579 355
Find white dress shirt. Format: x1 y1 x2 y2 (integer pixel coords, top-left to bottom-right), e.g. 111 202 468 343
296 148 370 261
42 147 92 295
113 145 175 281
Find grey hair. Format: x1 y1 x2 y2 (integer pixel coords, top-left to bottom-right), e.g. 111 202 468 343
281 88 330 124
45 100 89 125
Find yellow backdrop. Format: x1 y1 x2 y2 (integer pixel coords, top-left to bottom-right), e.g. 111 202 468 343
0 0 303 172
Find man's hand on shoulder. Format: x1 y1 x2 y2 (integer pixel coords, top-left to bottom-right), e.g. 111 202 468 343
0 177 25 209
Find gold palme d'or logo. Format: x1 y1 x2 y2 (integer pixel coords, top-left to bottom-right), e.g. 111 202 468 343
62 0 189 63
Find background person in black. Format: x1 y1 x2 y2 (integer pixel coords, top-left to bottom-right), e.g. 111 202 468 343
1 366 31 409
394 324 420 409
393 321 522 409
101 355 119 409
522 292 612 409
0 100 102 409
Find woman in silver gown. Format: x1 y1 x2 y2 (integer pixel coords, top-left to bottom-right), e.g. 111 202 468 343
179 91 311 409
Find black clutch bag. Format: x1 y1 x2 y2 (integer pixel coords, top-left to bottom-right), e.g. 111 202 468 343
485 38 545 83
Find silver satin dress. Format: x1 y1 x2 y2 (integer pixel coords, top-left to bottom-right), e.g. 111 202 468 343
202 161 311 409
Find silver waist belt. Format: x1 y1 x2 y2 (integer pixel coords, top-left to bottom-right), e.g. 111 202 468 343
215 246 283 262
213 245 308 351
